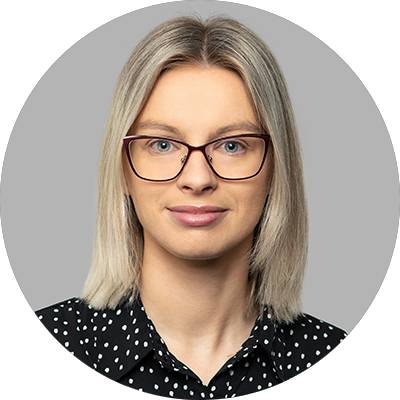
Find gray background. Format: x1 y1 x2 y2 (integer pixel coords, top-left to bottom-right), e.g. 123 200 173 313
0 0 398 333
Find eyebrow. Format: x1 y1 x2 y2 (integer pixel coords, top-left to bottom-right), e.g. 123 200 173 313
133 120 263 140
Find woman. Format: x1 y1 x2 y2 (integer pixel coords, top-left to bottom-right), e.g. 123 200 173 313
35 15 347 398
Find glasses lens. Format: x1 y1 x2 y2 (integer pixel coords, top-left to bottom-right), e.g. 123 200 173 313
129 138 188 180
206 136 266 179
128 136 267 180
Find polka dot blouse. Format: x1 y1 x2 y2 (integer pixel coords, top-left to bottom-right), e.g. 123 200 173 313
35 295 347 398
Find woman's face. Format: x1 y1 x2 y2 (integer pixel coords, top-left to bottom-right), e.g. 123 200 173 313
123 65 273 260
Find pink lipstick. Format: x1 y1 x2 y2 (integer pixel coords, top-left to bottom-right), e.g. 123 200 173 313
167 205 229 227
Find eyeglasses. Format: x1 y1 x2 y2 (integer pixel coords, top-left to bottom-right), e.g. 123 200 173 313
122 133 271 182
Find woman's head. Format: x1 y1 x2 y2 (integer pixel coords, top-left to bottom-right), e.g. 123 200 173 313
122 64 273 263
82 15 308 323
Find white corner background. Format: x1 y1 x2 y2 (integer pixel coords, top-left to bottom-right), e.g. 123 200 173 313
0 1 399 399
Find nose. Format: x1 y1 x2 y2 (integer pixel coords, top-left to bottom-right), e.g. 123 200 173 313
176 148 217 190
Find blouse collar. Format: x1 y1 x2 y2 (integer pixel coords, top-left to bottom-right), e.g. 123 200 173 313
87 294 279 382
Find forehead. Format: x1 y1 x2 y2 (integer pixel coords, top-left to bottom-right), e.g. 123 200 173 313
135 65 258 132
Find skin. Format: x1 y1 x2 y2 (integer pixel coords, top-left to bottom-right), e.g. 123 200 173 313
122 64 274 386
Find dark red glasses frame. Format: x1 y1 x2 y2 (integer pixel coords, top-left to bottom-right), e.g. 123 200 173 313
122 133 271 182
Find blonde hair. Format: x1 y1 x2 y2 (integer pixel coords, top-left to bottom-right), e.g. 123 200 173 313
81 15 308 324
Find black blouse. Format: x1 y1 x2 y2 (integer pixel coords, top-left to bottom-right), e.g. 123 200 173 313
35 295 347 398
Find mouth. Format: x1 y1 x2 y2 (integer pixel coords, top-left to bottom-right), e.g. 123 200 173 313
167 209 229 227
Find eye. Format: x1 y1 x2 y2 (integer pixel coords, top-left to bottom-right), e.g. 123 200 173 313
215 140 248 154
148 139 175 153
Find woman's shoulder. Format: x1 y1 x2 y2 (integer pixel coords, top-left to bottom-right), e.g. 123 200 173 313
35 296 91 325
34 295 147 378
34 296 128 335
277 311 348 342
34 296 107 363
270 310 348 380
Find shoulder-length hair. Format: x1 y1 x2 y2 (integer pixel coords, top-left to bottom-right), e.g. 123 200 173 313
81 15 308 324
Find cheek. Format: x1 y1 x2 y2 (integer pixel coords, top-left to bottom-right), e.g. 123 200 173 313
128 181 164 227
235 186 268 224
237 174 270 223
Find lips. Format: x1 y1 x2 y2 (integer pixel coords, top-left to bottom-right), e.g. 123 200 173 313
167 205 229 227
167 205 228 213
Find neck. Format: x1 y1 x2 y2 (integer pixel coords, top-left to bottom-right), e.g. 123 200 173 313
139 232 258 353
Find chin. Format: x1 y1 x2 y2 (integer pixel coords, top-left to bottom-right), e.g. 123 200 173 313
167 244 224 260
